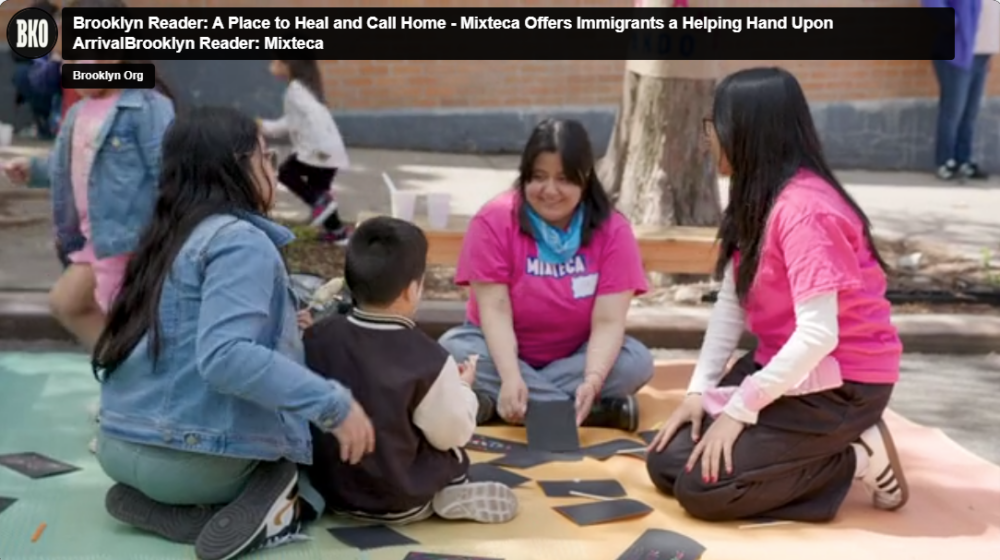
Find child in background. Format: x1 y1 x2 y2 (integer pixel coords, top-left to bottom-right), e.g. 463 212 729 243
260 59 352 244
304 217 519 525
5 60 174 350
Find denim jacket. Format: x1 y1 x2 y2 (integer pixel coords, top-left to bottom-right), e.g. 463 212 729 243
98 213 354 464
29 88 174 258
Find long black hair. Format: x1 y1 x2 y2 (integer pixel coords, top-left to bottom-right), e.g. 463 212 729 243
64 0 174 102
712 67 886 300
516 118 612 246
280 60 325 103
92 106 267 379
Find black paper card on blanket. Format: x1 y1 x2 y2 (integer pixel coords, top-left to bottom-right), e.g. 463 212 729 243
537 479 627 498
620 448 648 461
580 439 648 460
0 452 80 479
615 528 707 560
404 553 504 560
466 434 526 454
468 463 531 488
327 525 419 550
525 400 580 453
553 499 653 526
487 449 556 470
0 496 16 516
638 430 658 445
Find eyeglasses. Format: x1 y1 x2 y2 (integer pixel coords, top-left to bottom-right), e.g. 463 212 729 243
702 118 714 136
264 148 278 168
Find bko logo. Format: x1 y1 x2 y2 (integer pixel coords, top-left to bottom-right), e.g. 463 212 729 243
6 8 59 59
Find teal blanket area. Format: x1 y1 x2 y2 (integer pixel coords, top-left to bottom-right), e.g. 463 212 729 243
0 352 408 560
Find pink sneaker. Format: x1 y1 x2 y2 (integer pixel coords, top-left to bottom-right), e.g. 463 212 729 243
310 193 339 228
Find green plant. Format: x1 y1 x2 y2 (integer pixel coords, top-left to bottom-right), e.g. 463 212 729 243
288 224 319 243
980 248 1000 286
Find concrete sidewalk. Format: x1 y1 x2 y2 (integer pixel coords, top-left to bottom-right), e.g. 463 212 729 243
4 145 1000 291
2 145 1000 352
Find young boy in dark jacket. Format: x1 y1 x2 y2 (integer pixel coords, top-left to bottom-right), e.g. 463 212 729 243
304 217 519 524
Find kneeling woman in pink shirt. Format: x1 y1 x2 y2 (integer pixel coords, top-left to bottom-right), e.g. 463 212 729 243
646 67 907 523
439 119 654 432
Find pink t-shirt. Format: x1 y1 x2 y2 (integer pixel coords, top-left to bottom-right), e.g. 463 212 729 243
66 93 132 313
456 190 649 367
68 93 120 262
740 169 902 385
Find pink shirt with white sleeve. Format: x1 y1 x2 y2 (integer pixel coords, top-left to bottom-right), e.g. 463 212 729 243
455 190 649 368
691 169 902 424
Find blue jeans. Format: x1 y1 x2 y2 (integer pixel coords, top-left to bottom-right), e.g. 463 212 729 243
438 324 654 402
933 55 991 167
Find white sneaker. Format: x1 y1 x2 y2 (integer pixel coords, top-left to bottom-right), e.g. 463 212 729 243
86 400 100 422
856 420 909 511
432 481 518 523
194 461 307 560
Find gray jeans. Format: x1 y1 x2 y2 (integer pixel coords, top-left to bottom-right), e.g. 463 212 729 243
96 432 325 512
438 324 653 401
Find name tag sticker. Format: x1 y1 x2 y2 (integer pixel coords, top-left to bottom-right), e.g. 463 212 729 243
571 273 599 299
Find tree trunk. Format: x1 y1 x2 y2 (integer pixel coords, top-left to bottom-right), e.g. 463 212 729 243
599 0 723 231
599 70 722 229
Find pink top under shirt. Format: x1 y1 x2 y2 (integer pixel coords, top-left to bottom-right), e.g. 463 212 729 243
740 169 901 385
456 190 649 367
68 93 120 263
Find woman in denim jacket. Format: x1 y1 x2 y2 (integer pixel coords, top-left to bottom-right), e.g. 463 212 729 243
91 106 376 560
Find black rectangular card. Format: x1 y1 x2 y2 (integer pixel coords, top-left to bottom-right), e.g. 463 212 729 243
0 452 80 479
465 434 526 454
487 448 583 470
553 499 653 526
526 400 580 453
0 496 16 516
487 449 557 470
638 430 658 445
404 553 504 560
580 439 648 461
537 479 627 498
616 528 707 560
327 525 419 550
468 463 531 488
619 449 648 460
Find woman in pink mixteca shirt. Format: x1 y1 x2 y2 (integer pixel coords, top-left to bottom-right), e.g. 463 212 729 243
439 119 654 432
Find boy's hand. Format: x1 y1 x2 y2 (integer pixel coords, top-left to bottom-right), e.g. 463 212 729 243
297 309 314 331
458 354 479 386
3 158 31 185
330 400 376 465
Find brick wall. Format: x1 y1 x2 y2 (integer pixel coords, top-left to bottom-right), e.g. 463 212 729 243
3 0 985 110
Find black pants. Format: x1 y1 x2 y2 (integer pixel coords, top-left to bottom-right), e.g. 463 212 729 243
278 154 342 231
646 352 893 523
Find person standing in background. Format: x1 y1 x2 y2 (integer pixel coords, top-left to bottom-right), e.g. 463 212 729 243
926 0 999 181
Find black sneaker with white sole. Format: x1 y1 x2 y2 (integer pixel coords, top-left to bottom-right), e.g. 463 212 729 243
856 419 909 511
959 161 989 180
105 483 221 544
194 461 307 560
936 159 958 180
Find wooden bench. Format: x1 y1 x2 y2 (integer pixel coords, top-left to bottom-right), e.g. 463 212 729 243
355 211 719 275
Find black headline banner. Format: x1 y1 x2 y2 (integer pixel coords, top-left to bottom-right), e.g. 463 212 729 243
61 7 954 61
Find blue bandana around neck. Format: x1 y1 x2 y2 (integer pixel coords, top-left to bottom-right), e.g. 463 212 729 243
527 205 584 264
